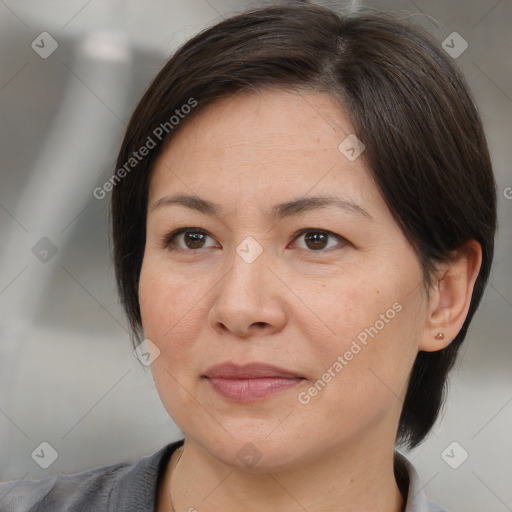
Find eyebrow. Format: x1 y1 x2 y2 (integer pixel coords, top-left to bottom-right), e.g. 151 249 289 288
151 194 372 220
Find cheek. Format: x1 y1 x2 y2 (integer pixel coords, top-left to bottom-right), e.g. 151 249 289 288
303 256 424 389
138 255 211 429
139 253 206 342
138 255 202 395
139 242 425 432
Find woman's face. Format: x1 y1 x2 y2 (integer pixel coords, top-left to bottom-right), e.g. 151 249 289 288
139 89 429 470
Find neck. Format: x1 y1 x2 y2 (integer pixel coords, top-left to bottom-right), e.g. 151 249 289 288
159 436 405 512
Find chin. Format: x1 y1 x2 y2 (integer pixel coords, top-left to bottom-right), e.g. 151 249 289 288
191 428 312 473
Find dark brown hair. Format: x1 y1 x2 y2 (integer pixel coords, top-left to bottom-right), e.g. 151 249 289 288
110 3 497 448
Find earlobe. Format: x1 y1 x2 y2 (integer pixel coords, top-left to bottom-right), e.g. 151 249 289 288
419 240 482 352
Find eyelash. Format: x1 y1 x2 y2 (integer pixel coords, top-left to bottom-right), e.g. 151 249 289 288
160 227 349 254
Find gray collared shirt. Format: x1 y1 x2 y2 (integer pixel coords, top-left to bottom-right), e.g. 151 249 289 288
0 440 447 511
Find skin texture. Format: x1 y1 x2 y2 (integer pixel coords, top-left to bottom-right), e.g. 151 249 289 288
138 89 482 512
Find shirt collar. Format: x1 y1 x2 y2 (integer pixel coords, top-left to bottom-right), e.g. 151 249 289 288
395 452 447 512
108 439 184 511
109 441 444 512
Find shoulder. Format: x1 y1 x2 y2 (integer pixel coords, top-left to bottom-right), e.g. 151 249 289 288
395 452 448 512
0 464 122 512
0 440 184 512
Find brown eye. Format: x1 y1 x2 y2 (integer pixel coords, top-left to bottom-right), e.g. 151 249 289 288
183 231 208 249
304 231 329 250
162 227 347 254
292 229 347 252
163 228 217 251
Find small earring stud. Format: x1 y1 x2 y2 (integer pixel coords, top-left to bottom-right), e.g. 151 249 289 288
435 332 445 340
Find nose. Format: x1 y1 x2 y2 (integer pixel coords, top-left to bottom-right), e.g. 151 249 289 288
208 241 287 339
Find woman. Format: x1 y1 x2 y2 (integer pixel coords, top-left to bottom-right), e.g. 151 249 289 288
0 3 497 511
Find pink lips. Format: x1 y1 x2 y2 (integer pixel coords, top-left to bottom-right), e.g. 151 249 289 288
203 362 304 402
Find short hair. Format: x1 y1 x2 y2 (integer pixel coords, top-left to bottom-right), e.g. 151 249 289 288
111 3 497 449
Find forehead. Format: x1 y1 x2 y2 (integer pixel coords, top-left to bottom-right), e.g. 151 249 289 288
148 89 386 220
158 88 351 159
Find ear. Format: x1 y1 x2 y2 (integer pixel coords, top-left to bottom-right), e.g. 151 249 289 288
419 240 482 352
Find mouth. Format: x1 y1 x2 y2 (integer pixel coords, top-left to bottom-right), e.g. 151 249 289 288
202 362 306 402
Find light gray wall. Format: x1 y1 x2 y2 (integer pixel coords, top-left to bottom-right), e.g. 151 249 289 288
0 1 510 510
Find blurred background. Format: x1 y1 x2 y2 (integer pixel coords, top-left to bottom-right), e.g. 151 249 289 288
0 0 510 510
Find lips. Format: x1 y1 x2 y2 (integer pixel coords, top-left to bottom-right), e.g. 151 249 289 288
203 362 305 402
204 362 303 379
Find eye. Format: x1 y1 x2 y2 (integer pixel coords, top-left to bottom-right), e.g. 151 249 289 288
162 227 218 251
161 227 348 253
290 228 348 252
